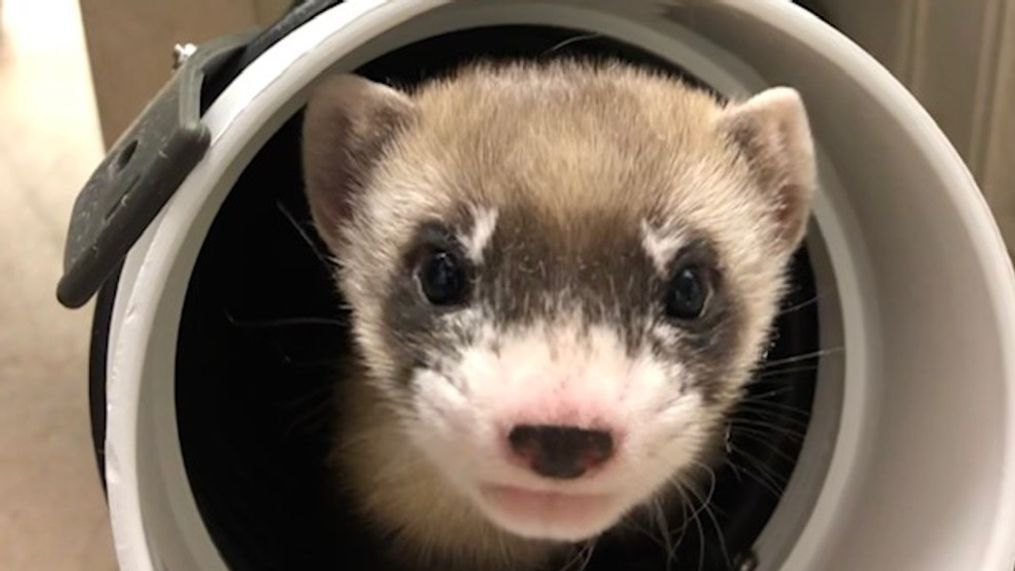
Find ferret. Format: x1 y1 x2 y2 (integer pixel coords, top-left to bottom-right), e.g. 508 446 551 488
301 60 816 571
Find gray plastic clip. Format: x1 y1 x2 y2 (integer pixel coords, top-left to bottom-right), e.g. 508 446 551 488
56 31 257 308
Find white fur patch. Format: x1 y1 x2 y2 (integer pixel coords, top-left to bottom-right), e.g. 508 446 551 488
406 317 712 542
640 220 684 275
461 207 499 264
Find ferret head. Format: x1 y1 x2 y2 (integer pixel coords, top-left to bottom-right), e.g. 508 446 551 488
303 61 815 543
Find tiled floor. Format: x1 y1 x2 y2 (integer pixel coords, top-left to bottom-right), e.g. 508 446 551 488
0 0 118 568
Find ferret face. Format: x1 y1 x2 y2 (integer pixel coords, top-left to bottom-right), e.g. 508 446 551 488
303 62 815 543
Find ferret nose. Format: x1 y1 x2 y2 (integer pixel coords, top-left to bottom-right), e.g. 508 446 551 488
507 425 614 479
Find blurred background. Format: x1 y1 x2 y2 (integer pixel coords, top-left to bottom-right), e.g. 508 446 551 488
0 1 110 569
0 0 1011 569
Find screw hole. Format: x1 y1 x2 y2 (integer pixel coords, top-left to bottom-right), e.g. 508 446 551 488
115 140 138 173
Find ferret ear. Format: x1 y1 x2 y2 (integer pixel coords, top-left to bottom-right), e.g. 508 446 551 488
718 87 817 254
302 74 416 254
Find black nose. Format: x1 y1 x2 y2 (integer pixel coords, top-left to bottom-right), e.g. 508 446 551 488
508 425 614 479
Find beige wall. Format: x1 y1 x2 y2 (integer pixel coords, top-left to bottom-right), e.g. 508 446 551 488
980 2 1015 258
78 0 289 147
813 0 1015 254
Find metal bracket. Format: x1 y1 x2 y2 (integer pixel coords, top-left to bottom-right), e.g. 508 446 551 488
56 31 257 308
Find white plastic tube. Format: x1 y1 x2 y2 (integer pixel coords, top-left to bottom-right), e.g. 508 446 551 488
103 2 1015 570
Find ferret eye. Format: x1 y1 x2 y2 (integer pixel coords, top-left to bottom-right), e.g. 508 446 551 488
664 265 710 321
417 250 469 306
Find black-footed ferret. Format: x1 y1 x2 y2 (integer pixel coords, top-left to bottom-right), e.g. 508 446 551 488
301 60 816 571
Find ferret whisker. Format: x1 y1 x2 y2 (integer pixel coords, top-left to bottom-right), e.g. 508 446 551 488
649 496 675 571
661 501 677 571
687 461 718 511
736 399 812 416
275 200 336 270
729 444 789 491
730 430 800 464
578 539 597 571
558 538 596 571
675 489 691 565
279 383 334 409
223 312 349 330
556 544 584 571
752 364 820 379
733 414 809 433
776 290 833 316
665 471 711 569
732 407 811 429
736 397 812 417
285 408 330 435
722 457 783 498
668 482 695 566
541 33 603 56
729 418 807 440
744 386 797 400
281 358 349 369
724 453 746 484
759 346 844 369
729 422 803 443
625 501 660 550
283 399 333 436
693 493 706 571
685 463 732 570
586 539 599 571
